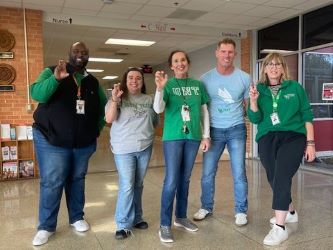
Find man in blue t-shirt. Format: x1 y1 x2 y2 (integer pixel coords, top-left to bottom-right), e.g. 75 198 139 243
193 38 251 226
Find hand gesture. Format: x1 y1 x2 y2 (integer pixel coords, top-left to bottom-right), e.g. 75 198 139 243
155 71 168 91
249 84 259 101
111 83 123 102
54 60 69 81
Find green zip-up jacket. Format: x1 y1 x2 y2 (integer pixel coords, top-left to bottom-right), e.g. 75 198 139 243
247 80 313 142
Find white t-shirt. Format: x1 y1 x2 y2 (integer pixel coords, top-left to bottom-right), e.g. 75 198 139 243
107 94 158 154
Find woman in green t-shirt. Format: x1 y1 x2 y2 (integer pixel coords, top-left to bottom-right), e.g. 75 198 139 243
153 50 210 243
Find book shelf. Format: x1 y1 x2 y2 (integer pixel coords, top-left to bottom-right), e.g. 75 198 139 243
0 124 38 181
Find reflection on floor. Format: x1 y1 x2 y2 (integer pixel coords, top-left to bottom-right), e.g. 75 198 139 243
0 159 333 249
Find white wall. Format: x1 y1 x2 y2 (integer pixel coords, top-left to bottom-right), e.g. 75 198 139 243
144 39 242 94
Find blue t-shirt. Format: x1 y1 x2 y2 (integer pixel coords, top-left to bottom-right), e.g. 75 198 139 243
200 68 251 128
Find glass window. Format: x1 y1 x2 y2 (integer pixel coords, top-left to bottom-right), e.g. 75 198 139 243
303 47 333 119
284 54 298 81
257 17 299 59
303 4 333 49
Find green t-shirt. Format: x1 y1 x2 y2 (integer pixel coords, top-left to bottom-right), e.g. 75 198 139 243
162 77 209 141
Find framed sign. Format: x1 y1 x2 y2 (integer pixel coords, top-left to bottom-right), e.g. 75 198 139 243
0 85 15 91
0 52 14 59
322 83 333 101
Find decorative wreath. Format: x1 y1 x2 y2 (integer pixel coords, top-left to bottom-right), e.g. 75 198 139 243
0 29 15 51
0 63 16 85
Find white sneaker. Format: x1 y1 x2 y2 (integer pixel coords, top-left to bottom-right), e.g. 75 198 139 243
193 208 212 221
32 230 54 246
71 219 90 232
263 224 288 246
270 211 298 224
235 213 248 226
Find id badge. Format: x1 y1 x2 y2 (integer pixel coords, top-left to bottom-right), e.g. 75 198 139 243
181 105 190 122
270 112 280 125
76 99 85 114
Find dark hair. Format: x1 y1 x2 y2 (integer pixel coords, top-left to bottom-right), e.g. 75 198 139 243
167 50 191 67
217 38 236 49
120 67 146 99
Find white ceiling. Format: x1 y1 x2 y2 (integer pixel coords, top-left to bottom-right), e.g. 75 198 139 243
1 0 333 85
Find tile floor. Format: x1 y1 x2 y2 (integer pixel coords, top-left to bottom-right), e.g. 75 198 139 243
0 141 333 250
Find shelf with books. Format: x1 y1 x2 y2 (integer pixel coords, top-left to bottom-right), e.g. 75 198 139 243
0 124 38 181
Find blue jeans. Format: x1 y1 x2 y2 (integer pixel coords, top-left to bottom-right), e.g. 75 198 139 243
33 128 96 232
200 124 248 214
114 145 153 230
160 140 200 226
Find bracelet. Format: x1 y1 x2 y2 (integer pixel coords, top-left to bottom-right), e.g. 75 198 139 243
306 140 315 145
111 98 120 103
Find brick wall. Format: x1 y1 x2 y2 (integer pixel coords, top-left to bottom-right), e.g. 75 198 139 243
0 7 43 125
241 31 253 157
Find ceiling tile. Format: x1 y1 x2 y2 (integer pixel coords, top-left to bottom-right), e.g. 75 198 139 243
213 2 258 14
62 8 99 16
135 5 176 17
130 15 162 22
146 0 189 8
263 0 308 8
64 0 103 11
245 5 287 17
101 2 143 14
223 15 263 25
270 8 301 19
97 12 132 20
195 12 231 22
181 0 224 11
25 0 65 7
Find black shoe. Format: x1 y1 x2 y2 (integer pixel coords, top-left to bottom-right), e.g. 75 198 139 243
115 229 131 240
134 221 148 229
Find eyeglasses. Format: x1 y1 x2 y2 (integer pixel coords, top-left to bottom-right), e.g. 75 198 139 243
266 62 282 68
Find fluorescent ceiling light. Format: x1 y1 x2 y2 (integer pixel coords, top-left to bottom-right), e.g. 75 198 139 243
103 76 118 80
260 49 295 54
86 69 104 73
89 57 123 63
105 38 155 46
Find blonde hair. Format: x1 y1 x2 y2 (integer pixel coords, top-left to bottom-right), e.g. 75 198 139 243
259 53 290 85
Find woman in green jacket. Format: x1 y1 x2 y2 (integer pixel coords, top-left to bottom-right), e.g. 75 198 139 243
248 53 316 246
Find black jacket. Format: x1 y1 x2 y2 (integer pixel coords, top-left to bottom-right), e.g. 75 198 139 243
33 66 100 148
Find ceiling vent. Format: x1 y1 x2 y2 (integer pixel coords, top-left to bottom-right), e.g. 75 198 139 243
166 8 207 20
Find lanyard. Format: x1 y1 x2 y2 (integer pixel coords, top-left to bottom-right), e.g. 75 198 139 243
175 78 188 104
72 74 81 99
271 90 281 112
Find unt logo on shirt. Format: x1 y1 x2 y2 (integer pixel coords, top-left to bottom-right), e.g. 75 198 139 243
284 93 295 99
218 88 234 103
172 87 200 96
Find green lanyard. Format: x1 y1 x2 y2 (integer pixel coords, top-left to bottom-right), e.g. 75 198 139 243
271 90 281 112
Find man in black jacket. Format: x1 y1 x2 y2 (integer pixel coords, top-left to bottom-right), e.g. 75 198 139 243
31 42 107 246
